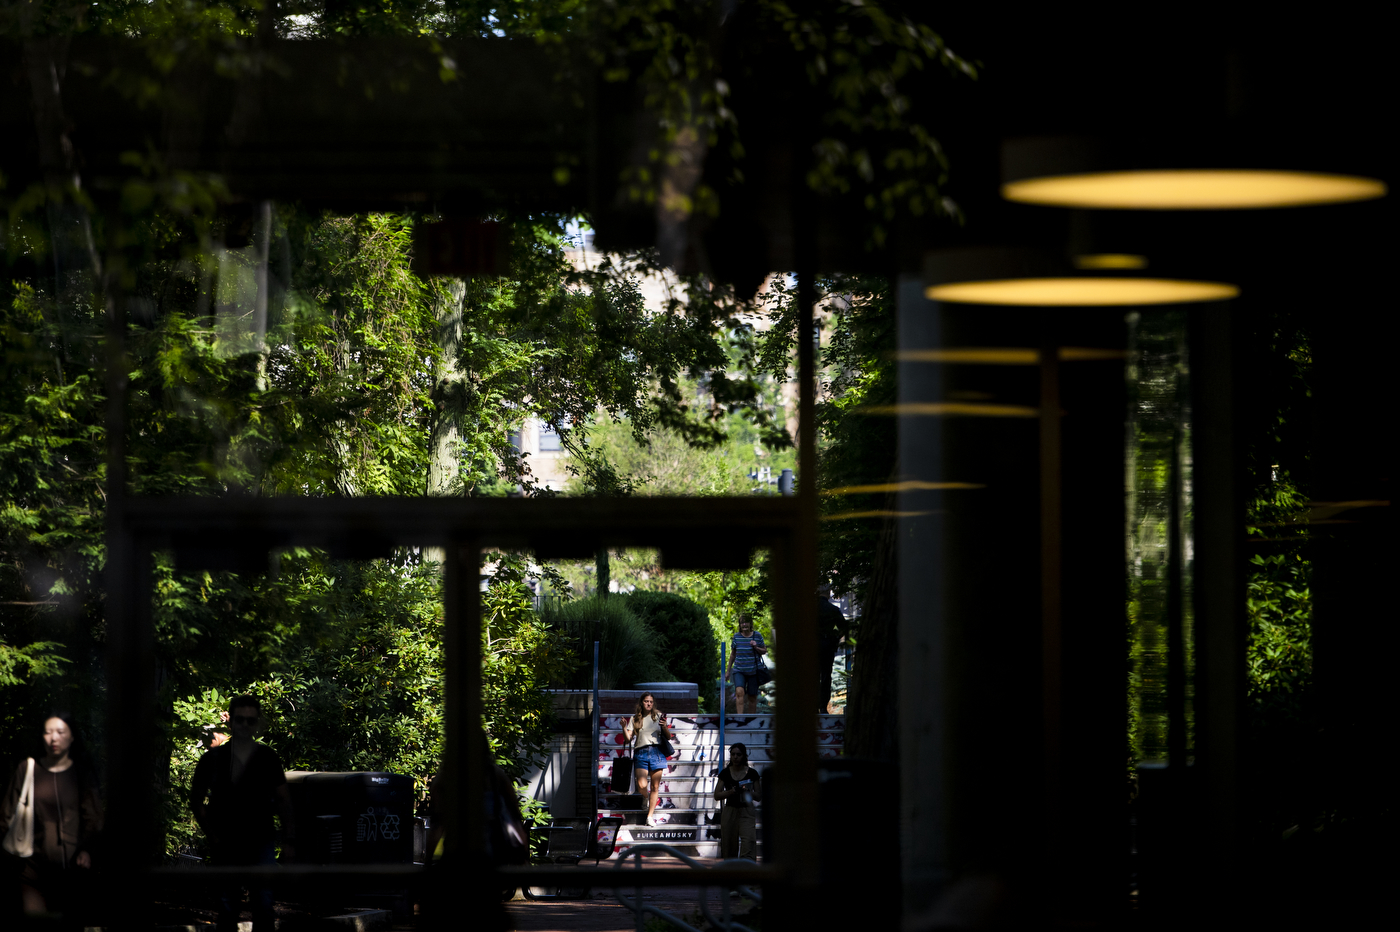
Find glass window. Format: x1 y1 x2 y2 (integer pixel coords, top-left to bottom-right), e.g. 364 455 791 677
538 424 562 452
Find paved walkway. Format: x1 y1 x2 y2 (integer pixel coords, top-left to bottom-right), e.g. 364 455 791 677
505 888 756 932
504 856 760 932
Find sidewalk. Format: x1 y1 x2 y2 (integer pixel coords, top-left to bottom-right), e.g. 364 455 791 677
505 856 761 932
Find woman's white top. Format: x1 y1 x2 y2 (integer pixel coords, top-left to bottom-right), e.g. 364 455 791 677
633 713 665 747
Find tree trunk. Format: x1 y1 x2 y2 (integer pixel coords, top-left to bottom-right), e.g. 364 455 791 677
845 495 899 761
595 548 610 597
424 280 466 566
427 279 467 495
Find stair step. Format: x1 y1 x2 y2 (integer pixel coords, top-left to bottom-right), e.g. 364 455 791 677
598 733 847 744
598 812 725 819
596 766 716 778
600 733 848 746
614 826 758 840
599 715 844 728
602 841 761 858
596 794 750 800
590 738 840 761
595 801 732 809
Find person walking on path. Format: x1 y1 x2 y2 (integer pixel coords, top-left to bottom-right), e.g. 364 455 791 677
714 742 761 861
189 695 295 932
726 615 768 713
816 590 850 713
622 692 672 827
1 712 102 919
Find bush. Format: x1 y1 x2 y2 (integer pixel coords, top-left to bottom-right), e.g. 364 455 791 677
542 596 671 690
623 591 718 711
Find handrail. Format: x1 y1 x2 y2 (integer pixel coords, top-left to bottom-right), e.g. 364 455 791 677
613 844 761 932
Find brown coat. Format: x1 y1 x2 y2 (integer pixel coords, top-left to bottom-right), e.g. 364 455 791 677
1 758 103 865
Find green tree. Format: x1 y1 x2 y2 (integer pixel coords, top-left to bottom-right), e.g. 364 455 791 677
623 590 718 709
3 0 976 854
542 595 670 691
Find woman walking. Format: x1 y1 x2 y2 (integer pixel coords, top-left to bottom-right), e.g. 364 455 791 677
1 712 102 918
622 692 672 827
713 742 761 861
726 615 768 713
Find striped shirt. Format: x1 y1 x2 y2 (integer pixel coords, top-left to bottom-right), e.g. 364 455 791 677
730 632 766 674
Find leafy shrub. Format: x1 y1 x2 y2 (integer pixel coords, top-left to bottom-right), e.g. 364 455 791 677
542 596 671 690
623 591 718 710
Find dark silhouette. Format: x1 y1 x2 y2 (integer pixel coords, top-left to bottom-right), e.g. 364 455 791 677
816 592 850 712
714 743 762 860
189 696 294 932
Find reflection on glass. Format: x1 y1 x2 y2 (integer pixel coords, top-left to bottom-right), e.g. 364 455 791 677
1074 254 1148 270
1004 169 1387 209
1126 310 1194 766
926 278 1238 306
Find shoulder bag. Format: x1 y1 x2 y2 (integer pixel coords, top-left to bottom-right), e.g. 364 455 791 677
609 728 635 798
2 758 35 858
611 727 646 810
656 716 675 758
752 657 772 688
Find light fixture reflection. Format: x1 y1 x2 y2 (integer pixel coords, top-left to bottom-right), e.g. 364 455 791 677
1003 169 1387 210
1075 254 1147 269
925 278 1238 306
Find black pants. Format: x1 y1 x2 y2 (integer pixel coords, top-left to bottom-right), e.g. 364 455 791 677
818 634 841 712
211 840 276 932
12 856 93 927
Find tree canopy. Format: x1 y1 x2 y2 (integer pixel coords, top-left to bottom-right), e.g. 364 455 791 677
1 0 980 858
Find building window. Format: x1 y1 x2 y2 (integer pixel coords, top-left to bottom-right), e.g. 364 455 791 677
539 424 562 452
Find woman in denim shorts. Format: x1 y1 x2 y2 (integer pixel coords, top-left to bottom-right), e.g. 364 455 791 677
727 615 768 713
623 692 672 826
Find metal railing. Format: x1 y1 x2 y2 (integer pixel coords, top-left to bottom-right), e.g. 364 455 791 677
614 844 762 932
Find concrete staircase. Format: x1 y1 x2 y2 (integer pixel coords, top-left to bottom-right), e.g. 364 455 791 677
596 713 846 857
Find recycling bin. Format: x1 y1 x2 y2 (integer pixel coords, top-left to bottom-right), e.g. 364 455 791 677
285 771 416 864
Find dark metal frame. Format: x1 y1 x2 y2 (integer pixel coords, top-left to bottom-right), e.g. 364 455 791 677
79 27 829 909
100 299 824 921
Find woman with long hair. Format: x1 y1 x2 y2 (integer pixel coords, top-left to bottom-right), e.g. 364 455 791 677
726 615 768 713
621 692 671 827
1 712 102 917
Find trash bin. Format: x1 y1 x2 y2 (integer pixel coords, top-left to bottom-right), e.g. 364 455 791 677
286 771 416 864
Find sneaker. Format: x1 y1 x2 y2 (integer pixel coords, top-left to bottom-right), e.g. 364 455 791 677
645 815 657 826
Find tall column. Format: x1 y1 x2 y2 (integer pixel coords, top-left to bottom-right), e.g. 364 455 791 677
772 265 820 899
1187 303 1243 909
442 543 484 865
897 280 1128 923
896 276 952 916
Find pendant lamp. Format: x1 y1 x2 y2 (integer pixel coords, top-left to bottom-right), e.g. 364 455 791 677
1000 137 1387 211
922 248 1238 307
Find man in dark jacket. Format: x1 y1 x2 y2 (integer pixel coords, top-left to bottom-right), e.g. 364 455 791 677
816 590 850 712
190 695 295 932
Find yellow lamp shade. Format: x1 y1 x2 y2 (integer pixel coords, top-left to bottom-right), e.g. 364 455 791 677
1003 169 1387 210
925 277 1239 306
1075 254 1147 269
